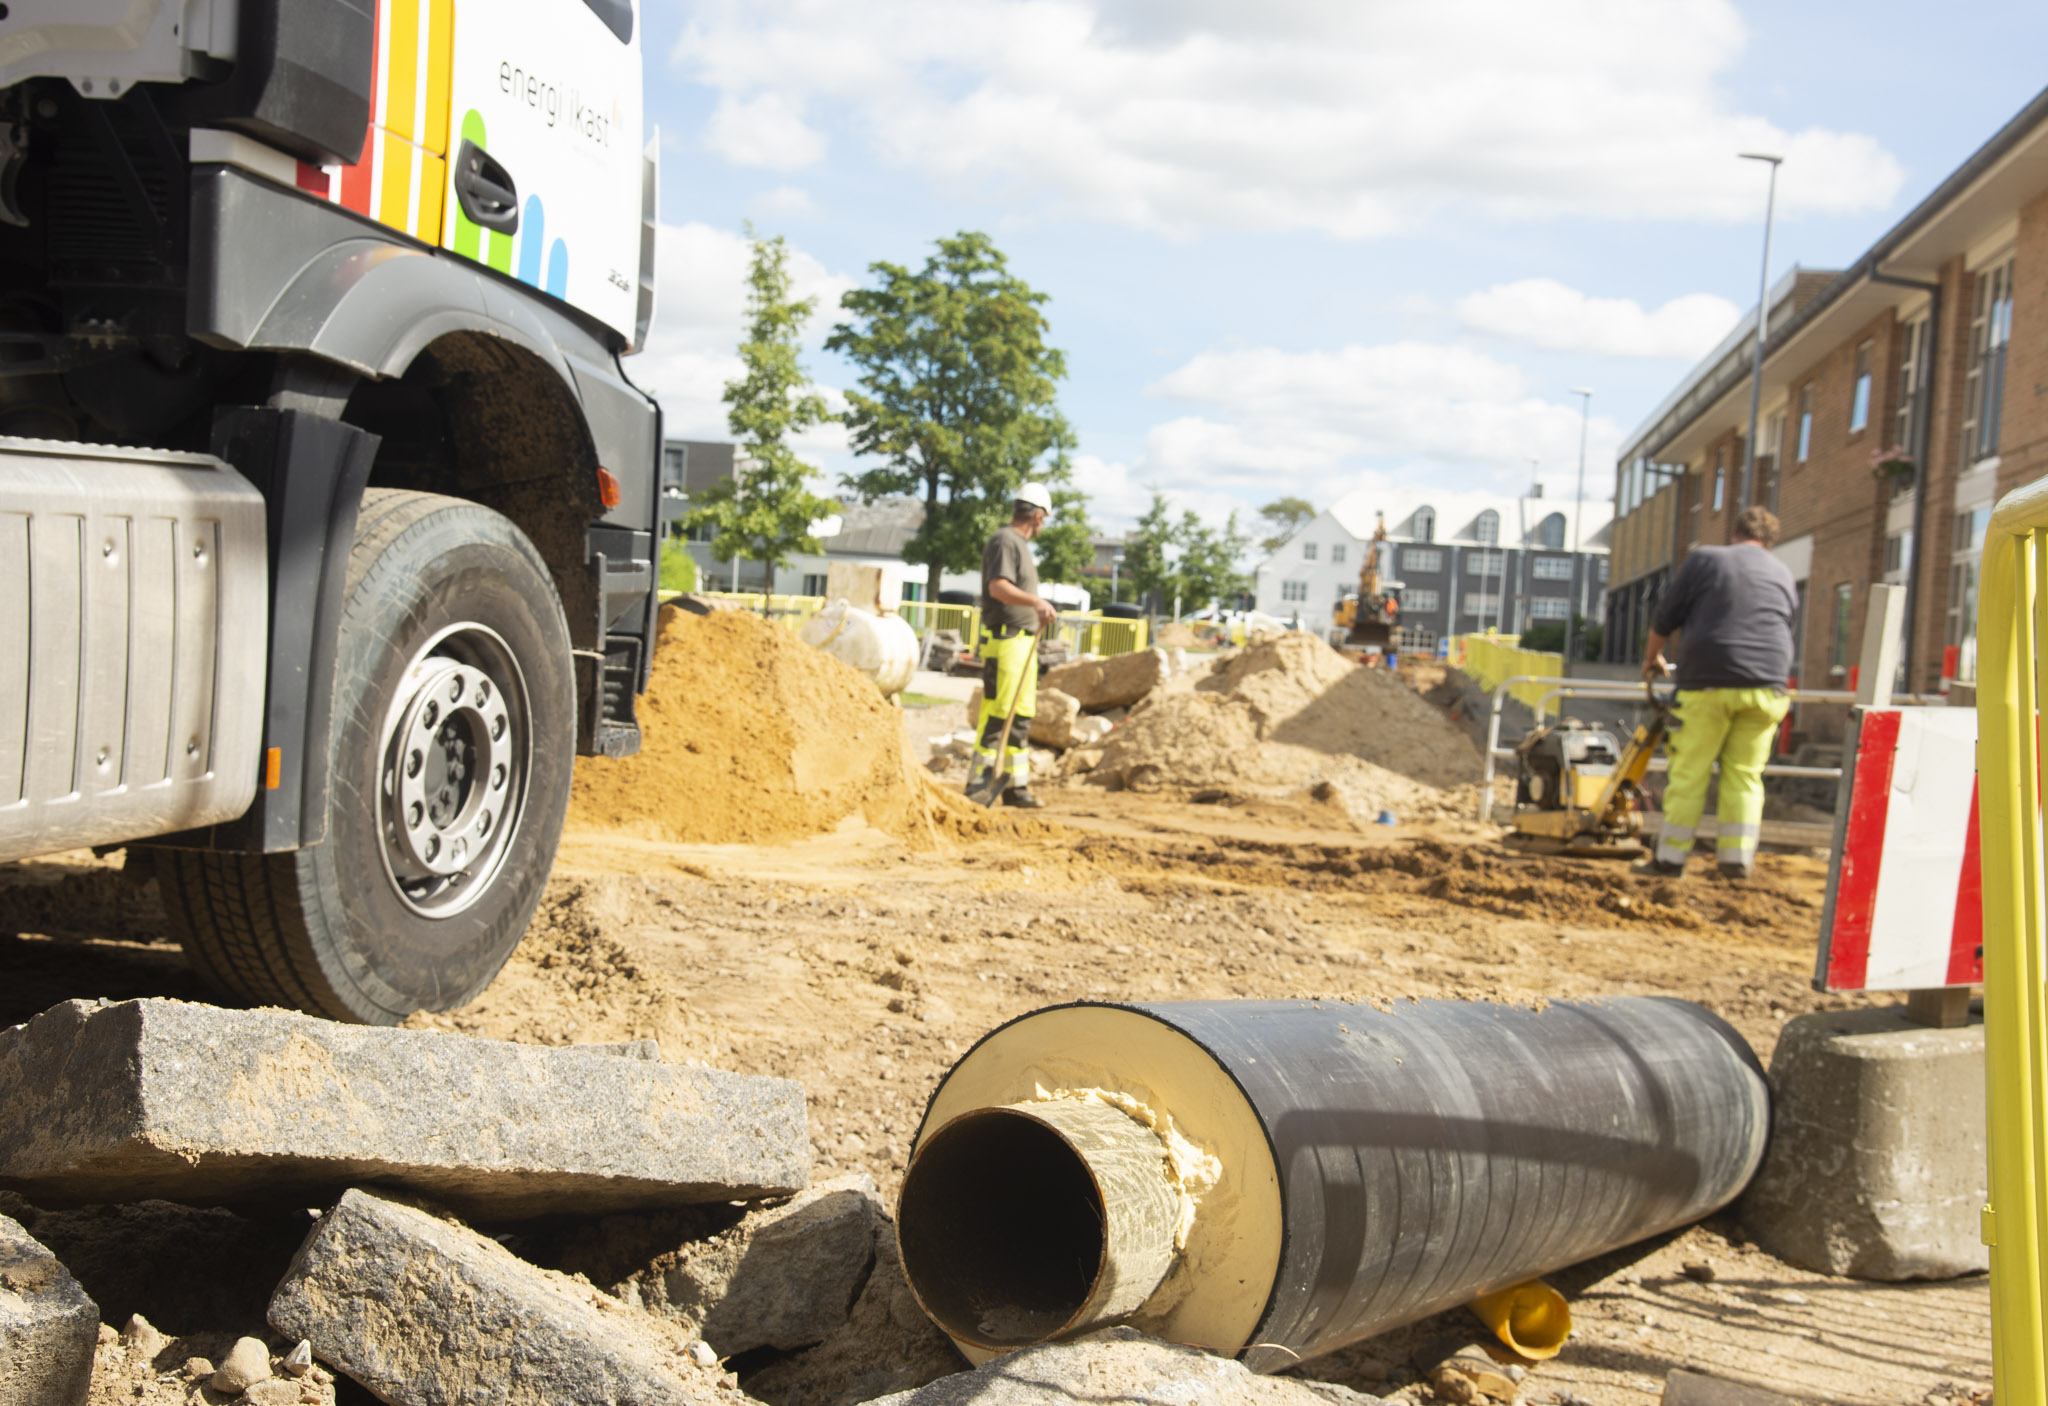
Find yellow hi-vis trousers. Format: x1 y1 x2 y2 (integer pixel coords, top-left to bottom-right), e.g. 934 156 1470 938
1655 686 1792 870
972 627 1038 788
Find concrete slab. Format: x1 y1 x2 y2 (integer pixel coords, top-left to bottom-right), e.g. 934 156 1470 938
1662 1369 1803 1406
0 1213 97 1406
863 1328 1383 1406
270 1189 722 1406
1737 1006 1986 1279
0 999 809 1220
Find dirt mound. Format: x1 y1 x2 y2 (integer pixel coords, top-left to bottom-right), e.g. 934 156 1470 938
1085 632 1483 819
568 606 937 847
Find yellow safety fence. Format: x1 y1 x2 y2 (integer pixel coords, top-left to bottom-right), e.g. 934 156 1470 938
1974 476 2048 1404
1456 633 1564 720
673 593 1150 657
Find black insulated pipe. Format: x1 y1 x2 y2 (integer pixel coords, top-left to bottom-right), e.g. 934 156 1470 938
901 997 1769 1370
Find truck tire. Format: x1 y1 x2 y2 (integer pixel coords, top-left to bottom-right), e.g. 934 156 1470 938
161 489 577 1024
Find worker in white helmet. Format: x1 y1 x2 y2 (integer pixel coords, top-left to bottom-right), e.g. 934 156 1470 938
969 481 1058 807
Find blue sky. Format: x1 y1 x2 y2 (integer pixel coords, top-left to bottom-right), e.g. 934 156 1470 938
629 0 2048 536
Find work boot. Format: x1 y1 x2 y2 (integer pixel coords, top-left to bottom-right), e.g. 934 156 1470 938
1633 857 1686 879
1003 785 1046 810
1714 861 1753 883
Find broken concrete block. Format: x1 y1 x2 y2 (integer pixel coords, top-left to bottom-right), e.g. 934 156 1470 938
861 1328 1382 1406
1044 648 1168 712
743 1213 963 1406
626 1173 883 1356
270 1189 719 1406
1027 689 1083 750
1738 1006 1985 1278
0 999 807 1220
0 1213 97 1406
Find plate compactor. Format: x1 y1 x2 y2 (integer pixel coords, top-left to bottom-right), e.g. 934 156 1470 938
1507 684 1675 857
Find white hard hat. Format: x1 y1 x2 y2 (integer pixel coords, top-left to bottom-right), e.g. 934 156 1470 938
1015 481 1053 514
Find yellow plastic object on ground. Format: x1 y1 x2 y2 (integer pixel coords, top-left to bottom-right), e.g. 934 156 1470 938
1974 474 2048 1404
1469 1279 1571 1359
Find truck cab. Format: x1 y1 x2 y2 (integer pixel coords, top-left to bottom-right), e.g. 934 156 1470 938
0 0 663 1023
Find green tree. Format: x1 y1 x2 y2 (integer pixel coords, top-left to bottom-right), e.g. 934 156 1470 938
1256 495 1317 553
828 231 1070 601
1178 509 1251 610
1122 491 1179 609
682 227 837 606
1029 428 1096 585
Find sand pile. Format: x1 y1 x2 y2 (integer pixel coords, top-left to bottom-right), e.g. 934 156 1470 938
1085 631 1484 819
568 606 936 846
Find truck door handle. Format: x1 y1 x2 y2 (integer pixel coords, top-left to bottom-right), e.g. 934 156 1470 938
454 140 519 233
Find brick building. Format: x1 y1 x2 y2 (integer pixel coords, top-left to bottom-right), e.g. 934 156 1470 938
1605 86 2048 717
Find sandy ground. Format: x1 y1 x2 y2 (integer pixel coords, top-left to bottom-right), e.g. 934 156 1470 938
0 776 1990 1406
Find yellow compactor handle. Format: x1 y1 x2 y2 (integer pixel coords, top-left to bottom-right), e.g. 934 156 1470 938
1470 1279 1571 1359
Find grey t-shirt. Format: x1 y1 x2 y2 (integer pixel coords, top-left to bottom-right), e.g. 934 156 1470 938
980 525 1040 633
1651 543 1798 690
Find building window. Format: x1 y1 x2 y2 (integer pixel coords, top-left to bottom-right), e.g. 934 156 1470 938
1302 542 1317 561
1414 507 1436 542
1712 449 1725 512
1404 547 1443 573
1404 589 1440 612
801 573 828 596
1598 558 1609 583
686 519 717 544
1895 315 1929 477
1529 597 1571 621
900 582 924 603
1463 593 1501 617
1538 513 1566 550
1883 531 1912 582
1763 409 1785 511
1465 550 1505 576
1474 510 1500 546
1796 384 1813 463
1849 341 1873 432
1962 257 2015 466
663 445 687 472
1281 580 1308 603
1828 583 1853 677
1532 556 1571 581
1946 508 1990 681
1331 545 1346 565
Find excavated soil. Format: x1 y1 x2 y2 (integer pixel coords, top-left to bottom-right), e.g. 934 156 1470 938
568 606 940 847
0 632 1991 1406
1085 633 1486 821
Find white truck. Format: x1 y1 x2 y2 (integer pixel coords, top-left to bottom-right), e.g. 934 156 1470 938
0 0 663 1023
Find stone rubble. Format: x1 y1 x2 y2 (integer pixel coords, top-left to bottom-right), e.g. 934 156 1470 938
0 1212 97 1406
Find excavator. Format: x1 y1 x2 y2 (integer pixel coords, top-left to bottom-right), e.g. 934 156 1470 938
1333 515 1399 652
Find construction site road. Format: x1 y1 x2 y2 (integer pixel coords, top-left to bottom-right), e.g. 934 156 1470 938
0 781 1989 1406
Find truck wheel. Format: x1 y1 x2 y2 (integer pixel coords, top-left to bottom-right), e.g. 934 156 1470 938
161 489 576 1024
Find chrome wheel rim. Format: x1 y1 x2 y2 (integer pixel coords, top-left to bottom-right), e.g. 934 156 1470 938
375 623 532 919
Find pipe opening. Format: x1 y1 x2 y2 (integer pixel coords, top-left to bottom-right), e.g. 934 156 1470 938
898 1107 1107 1348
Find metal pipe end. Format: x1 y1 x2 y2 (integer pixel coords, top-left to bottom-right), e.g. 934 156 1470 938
898 1100 1180 1353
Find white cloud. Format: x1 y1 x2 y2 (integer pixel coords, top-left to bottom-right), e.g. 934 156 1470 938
1456 279 1742 360
749 184 820 221
627 222 854 460
673 0 1904 238
705 90 827 171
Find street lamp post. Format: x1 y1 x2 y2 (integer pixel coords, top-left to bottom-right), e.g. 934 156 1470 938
1564 387 1593 668
1737 152 1784 513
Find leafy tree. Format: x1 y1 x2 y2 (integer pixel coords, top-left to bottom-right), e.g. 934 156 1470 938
1178 509 1251 610
828 231 1070 601
657 537 698 594
1029 428 1096 586
1256 495 1317 553
1121 491 1179 611
682 227 837 606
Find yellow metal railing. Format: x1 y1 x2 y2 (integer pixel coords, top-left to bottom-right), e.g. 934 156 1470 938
668 593 1151 657
1457 633 1563 719
897 601 982 639
1064 612 1149 657
1976 476 2048 1404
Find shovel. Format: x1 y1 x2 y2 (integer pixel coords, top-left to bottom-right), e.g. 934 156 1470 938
969 621 1046 808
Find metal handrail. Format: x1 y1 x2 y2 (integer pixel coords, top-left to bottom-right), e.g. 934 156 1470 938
1476 674 1946 822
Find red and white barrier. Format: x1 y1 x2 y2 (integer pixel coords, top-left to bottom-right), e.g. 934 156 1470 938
1816 706 1982 992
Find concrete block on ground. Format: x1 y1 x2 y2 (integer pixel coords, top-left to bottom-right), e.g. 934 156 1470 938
1044 649 1168 713
270 1189 723 1406
1027 690 1082 751
1661 1368 1802 1406
862 1328 1382 1406
0 1212 98 1406
0 999 809 1220
616 1173 883 1357
1738 1006 1985 1279
742 1208 963 1406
